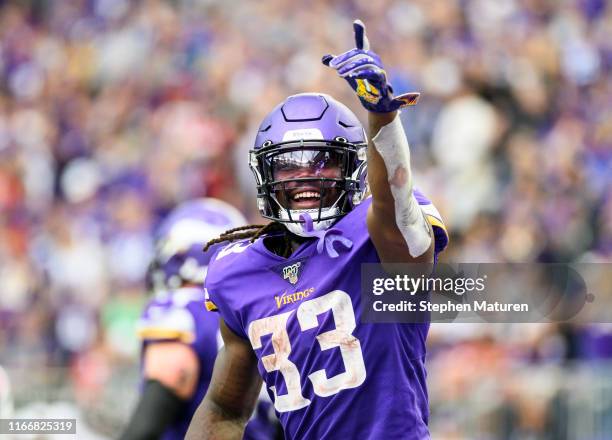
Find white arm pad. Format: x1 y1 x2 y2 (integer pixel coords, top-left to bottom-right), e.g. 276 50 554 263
371 114 432 257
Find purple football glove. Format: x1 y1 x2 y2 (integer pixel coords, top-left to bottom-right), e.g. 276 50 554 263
322 20 420 113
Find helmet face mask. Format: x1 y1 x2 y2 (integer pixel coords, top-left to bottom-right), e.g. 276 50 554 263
250 94 368 234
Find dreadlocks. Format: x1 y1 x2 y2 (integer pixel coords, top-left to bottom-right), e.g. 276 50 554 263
203 222 293 258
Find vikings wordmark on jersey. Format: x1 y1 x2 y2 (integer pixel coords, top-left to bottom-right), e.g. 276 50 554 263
205 191 448 440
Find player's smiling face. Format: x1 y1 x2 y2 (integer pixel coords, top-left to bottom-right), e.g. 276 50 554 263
271 149 342 210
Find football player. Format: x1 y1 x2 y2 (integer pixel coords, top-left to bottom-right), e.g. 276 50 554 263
121 198 280 440
186 21 448 440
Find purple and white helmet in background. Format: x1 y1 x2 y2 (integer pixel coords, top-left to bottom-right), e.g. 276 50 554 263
147 198 247 292
250 93 368 236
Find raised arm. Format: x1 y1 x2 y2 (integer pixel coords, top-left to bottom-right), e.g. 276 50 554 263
323 20 434 263
186 320 262 440
366 112 434 263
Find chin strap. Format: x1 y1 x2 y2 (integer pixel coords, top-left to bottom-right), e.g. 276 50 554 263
299 213 353 258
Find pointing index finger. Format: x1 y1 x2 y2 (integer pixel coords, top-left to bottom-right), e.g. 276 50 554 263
353 20 370 51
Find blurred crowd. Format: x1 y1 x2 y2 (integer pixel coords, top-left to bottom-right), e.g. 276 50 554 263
0 0 610 438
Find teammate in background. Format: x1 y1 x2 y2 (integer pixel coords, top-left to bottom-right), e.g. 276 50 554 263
120 198 281 440
187 21 448 440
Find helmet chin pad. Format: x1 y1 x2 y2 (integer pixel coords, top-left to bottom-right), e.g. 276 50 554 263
281 207 340 236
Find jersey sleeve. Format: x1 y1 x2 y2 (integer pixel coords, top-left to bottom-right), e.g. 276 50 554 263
422 202 449 256
204 283 249 340
203 243 223 313
414 187 449 256
137 296 197 344
204 287 218 312
203 242 252 340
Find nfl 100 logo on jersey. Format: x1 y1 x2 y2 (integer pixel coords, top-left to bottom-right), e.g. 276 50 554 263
270 258 307 286
283 262 301 285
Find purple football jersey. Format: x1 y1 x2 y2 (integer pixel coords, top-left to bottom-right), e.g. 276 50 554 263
205 191 448 440
139 288 279 440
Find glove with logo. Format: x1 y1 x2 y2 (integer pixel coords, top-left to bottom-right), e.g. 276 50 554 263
322 20 420 113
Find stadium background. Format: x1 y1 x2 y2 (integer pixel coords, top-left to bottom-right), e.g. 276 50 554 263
0 0 610 438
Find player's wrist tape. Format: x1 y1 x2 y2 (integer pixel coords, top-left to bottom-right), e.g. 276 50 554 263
372 114 432 257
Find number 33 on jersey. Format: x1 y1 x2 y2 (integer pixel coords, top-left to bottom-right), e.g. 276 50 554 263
249 290 366 412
